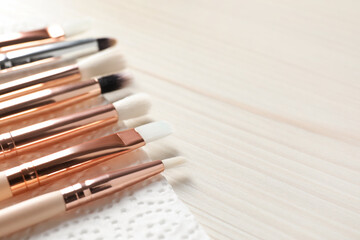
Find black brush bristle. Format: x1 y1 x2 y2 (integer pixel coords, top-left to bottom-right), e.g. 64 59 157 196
98 73 132 93
97 38 117 50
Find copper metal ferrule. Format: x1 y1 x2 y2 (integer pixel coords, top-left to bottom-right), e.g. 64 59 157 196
61 160 164 210
0 38 98 70
4 128 145 196
0 38 64 53
0 64 80 102
0 78 101 126
0 103 118 160
0 56 65 78
0 24 65 49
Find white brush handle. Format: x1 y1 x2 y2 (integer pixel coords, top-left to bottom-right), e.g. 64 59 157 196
0 172 12 201
0 191 66 237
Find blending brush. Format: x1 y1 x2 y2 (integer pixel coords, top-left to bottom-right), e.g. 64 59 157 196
0 93 151 160
0 49 126 101
0 156 184 237
0 20 90 50
0 121 173 201
0 37 116 71
0 72 131 126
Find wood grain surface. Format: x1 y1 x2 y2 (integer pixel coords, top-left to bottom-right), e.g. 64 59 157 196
1 1 360 239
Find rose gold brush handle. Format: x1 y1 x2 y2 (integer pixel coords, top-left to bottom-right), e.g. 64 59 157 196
0 121 172 201
0 64 80 102
0 159 174 237
62 160 164 209
5 129 145 196
0 56 65 77
0 78 101 126
0 25 65 48
0 38 64 53
0 104 117 160
0 93 151 160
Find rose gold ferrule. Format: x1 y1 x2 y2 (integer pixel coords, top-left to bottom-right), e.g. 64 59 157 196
0 78 101 126
0 57 64 77
4 128 145 196
0 103 118 160
0 24 65 49
0 132 17 160
61 160 164 210
0 64 80 102
0 38 65 53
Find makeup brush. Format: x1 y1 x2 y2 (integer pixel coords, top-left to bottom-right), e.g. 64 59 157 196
0 56 72 81
0 93 151 160
0 38 115 80
0 20 90 49
0 37 116 70
0 49 126 101
0 72 131 126
0 156 185 237
0 121 173 201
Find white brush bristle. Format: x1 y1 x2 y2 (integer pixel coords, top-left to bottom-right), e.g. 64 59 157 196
162 157 186 169
103 87 133 103
77 50 126 80
134 121 173 143
113 93 151 120
62 19 91 37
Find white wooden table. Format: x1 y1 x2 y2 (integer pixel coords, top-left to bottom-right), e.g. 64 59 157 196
1 1 360 239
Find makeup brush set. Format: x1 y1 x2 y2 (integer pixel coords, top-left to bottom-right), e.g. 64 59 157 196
0 21 184 237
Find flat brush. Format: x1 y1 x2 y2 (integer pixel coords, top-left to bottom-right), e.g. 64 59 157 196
0 49 126 101
0 72 131 126
0 121 173 201
0 20 90 49
0 37 116 70
0 93 151 160
0 156 184 237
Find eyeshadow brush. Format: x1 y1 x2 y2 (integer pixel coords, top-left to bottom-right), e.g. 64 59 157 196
0 93 151 160
0 49 126 101
0 72 131 126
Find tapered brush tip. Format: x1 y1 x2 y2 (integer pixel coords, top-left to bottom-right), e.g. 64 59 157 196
134 121 173 143
162 157 186 169
98 72 132 93
97 38 117 50
113 93 151 120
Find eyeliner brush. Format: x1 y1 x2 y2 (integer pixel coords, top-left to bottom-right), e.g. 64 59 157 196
0 157 185 237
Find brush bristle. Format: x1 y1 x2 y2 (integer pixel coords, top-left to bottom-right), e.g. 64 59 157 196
78 50 126 80
113 93 151 120
134 121 173 143
97 38 117 50
97 72 132 93
162 157 186 169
